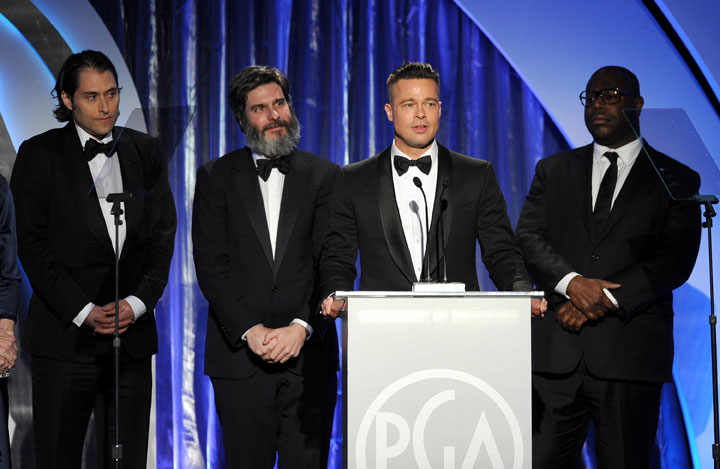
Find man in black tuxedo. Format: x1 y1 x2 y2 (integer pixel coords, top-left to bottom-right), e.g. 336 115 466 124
193 66 339 468
516 66 701 468
0 177 20 469
320 62 545 314
10 50 176 468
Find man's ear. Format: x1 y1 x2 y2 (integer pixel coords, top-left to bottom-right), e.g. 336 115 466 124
384 103 393 122
634 95 644 113
61 91 73 111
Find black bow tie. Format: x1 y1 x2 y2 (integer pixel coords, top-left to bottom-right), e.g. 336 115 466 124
256 155 290 181
84 139 116 161
394 154 432 176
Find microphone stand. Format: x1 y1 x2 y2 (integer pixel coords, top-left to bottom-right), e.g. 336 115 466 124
411 177 463 292
437 181 448 282
695 194 720 469
107 191 132 469
413 177 432 282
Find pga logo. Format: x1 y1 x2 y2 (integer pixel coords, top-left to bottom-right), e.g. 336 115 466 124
354 369 524 468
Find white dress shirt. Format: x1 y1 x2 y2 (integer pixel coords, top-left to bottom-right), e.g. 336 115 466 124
244 152 311 339
390 139 439 281
73 124 146 326
252 152 285 258
555 138 644 306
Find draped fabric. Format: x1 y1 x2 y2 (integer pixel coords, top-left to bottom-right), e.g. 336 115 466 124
83 1 681 468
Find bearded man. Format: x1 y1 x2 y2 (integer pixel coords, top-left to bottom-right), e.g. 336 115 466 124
192 65 339 468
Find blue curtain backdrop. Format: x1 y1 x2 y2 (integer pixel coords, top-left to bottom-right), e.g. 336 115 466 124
85 1 688 467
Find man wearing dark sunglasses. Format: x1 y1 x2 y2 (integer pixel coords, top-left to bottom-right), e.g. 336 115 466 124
516 66 701 468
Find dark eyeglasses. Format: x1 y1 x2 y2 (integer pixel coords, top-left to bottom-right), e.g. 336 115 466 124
579 88 636 107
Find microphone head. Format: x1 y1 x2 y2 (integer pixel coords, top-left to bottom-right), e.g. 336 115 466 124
409 200 419 213
413 176 422 188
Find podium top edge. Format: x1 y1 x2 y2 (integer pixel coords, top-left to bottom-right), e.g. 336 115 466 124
334 291 545 299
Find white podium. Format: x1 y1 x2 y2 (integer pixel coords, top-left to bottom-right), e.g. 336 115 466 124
335 291 539 469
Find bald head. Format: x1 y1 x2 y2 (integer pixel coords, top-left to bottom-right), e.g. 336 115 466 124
587 66 640 96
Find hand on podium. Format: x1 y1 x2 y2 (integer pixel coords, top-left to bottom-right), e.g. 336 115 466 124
531 297 548 318
321 295 346 320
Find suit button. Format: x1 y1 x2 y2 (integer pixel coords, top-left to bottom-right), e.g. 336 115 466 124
272 286 278 293
591 254 600 261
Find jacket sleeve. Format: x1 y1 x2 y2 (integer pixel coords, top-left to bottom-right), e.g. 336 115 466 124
130 136 177 311
516 158 578 293
11 140 92 325
0 179 20 321
192 163 261 346
475 163 533 291
606 194 700 320
318 170 359 299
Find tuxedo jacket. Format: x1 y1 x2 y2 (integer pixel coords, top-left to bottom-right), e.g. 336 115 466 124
516 143 701 382
319 143 532 296
192 147 340 380
11 122 177 363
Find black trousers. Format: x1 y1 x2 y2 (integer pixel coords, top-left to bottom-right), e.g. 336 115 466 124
532 359 663 469
31 350 152 469
212 367 337 469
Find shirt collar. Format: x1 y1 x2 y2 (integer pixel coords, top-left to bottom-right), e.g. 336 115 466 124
75 123 112 148
251 151 266 166
251 150 290 166
593 138 643 166
391 139 438 164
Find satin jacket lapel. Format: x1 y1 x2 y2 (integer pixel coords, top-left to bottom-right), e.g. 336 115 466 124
64 124 115 256
570 145 595 242
377 149 417 283
274 152 310 279
233 150 274 268
596 147 654 243
425 145 453 280
114 128 145 260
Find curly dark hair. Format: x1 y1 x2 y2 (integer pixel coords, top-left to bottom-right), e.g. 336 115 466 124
228 66 293 133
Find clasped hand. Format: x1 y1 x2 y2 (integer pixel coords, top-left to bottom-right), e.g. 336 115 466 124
0 319 17 374
84 300 135 335
246 323 307 364
559 276 621 331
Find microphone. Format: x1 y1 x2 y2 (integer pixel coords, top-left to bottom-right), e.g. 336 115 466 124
409 201 423 275
106 192 133 203
106 192 133 222
409 200 420 215
437 181 449 282
412 177 432 282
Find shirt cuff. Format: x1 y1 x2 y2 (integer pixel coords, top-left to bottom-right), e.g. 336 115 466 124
291 318 313 340
125 295 146 322
242 324 262 341
555 272 581 298
603 288 620 308
73 302 94 327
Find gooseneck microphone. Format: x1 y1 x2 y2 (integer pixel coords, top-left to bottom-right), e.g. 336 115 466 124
438 181 449 282
413 177 432 282
409 201 423 277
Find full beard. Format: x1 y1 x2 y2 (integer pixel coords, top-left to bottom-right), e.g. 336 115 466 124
245 113 301 158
